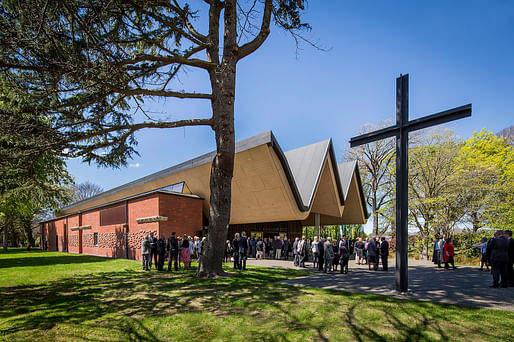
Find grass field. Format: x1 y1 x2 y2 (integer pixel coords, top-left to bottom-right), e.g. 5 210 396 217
1 249 513 341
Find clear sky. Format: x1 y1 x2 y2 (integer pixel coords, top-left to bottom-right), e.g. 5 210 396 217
66 1 514 233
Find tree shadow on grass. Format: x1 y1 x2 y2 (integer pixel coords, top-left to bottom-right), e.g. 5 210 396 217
1 263 509 341
0 266 306 338
0 255 111 269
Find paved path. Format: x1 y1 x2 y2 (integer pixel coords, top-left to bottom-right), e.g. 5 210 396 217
246 257 514 311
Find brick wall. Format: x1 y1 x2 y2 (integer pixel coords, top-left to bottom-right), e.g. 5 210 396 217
41 191 203 261
158 193 203 239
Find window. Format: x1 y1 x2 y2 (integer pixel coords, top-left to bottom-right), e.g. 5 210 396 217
93 232 98 246
160 181 184 193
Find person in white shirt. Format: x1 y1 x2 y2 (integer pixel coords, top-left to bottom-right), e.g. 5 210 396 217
311 236 319 269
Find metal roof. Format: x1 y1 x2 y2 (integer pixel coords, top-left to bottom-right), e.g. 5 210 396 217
61 130 364 218
284 139 331 207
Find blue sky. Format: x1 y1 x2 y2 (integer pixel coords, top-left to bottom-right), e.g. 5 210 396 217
66 1 513 232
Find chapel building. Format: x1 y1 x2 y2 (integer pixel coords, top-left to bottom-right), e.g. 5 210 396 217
40 131 368 260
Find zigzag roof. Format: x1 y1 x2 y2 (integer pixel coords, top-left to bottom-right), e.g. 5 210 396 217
61 131 368 225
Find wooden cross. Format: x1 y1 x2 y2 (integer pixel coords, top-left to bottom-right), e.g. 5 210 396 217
350 74 471 293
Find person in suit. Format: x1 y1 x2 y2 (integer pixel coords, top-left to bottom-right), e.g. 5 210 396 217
282 236 290 260
380 237 389 271
232 233 240 270
239 231 249 270
292 237 299 266
156 234 166 271
167 232 179 271
141 234 151 271
339 243 350 274
149 232 158 270
318 237 325 272
323 237 334 273
488 230 509 288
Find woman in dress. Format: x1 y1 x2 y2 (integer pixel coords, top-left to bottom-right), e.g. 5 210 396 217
181 234 191 270
355 238 365 265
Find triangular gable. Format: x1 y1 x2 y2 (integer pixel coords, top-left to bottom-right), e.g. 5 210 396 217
338 161 369 219
283 139 331 208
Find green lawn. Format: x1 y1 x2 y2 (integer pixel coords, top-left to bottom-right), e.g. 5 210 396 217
0 249 512 341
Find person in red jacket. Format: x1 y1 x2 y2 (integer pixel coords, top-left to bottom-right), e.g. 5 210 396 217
443 237 457 270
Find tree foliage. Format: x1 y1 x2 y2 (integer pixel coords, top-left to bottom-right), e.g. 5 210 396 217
456 130 514 230
0 0 311 275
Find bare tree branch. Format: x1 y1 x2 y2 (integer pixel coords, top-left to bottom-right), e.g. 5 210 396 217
237 0 272 60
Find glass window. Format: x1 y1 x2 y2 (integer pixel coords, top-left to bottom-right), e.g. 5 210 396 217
94 232 98 246
160 182 184 193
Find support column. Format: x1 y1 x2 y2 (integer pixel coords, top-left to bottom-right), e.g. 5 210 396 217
315 213 321 238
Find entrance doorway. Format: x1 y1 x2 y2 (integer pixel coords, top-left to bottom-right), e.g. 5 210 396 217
250 231 263 239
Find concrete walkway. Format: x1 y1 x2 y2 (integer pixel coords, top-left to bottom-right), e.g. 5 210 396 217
246 257 514 312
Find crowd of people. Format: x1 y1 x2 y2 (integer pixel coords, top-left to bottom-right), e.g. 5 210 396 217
224 234 391 274
140 229 513 288
433 230 514 288
434 230 514 288
141 232 206 271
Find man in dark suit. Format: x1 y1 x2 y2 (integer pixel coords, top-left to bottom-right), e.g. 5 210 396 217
156 234 166 271
488 230 510 288
318 238 325 272
239 231 249 270
167 232 179 271
380 237 389 271
149 232 158 270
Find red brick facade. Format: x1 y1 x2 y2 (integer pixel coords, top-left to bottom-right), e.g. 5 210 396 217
40 192 203 260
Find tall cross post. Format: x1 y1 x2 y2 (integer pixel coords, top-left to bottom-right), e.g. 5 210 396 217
350 74 471 293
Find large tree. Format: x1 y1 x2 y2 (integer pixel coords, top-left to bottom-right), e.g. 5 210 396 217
0 0 310 276
345 122 395 237
456 130 514 231
408 129 462 259
1 76 72 251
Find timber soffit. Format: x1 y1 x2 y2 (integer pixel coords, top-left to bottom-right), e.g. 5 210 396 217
337 161 370 219
61 130 350 216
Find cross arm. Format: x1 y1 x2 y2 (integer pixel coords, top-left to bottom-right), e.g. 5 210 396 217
350 125 398 148
404 104 471 133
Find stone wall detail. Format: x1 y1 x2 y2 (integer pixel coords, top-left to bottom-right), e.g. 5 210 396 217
128 230 157 249
68 235 79 247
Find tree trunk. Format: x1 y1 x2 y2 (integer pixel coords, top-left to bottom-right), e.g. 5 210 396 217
372 194 379 236
197 0 237 278
196 81 235 277
471 211 480 233
2 224 7 252
23 220 36 247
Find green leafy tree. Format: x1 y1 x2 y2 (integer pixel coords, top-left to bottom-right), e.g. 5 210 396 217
408 129 462 259
0 0 311 276
456 130 514 230
0 77 73 251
